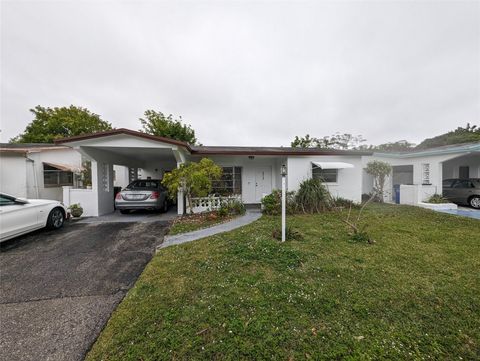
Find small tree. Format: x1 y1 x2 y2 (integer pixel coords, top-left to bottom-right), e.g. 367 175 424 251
365 160 392 202
162 158 222 214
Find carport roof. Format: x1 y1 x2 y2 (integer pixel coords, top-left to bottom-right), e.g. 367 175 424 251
55 128 373 156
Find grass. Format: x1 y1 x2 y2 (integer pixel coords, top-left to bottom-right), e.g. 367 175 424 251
86 204 480 360
168 212 235 235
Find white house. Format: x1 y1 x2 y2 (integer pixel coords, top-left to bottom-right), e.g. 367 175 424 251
50 129 371 216
2 129 478 216
363 142 480 204
0 143 83 201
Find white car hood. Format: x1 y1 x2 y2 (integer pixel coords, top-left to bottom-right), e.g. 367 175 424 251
24 199 61 205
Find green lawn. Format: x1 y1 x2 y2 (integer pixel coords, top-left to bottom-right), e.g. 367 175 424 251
87 204 480 360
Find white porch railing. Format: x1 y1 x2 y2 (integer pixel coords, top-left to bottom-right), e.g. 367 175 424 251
189 195 241 213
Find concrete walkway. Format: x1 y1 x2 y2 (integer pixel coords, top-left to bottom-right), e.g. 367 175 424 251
158 210 262 250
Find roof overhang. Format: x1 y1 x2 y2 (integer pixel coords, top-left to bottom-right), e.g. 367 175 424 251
54 128 192 152
43 162 84 172
312 161 354 169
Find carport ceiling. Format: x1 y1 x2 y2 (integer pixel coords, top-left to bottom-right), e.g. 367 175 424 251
83 146 177 164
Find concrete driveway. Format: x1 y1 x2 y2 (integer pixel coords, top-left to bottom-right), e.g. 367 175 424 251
0 219 168 361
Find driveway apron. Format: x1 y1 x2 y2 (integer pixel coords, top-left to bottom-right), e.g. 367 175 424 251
0 220 167 361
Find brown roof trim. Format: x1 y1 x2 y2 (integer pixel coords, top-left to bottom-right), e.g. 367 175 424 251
54 128 372 156
54 128 192 150
190 150 371 156
0 146 70 153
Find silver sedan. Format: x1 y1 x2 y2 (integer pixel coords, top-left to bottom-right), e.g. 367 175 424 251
115 179 169 214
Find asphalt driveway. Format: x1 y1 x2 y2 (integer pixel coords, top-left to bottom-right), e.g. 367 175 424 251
0 220 168 361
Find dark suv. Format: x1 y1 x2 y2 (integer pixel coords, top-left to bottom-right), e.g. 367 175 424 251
443 178 480 209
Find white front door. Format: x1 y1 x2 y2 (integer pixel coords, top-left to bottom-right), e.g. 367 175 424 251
254 167 272 202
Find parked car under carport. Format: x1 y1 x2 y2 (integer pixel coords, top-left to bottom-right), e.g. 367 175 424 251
115 179 169 214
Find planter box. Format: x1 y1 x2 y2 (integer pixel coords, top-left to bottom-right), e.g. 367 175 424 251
418 202 458 211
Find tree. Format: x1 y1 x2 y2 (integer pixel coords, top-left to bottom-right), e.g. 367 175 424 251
139 110 198 144
416 123 480 149
291 133 366 149
10 105 112 143
365 161 392 203
162 158 222 214
358 140 416 152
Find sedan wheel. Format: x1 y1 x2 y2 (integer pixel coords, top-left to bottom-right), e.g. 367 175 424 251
47 208 64 229
469 196 480 209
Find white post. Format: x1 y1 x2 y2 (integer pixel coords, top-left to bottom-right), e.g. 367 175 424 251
281 164 287 242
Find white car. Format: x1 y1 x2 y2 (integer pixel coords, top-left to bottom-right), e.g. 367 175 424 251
0 193 67 242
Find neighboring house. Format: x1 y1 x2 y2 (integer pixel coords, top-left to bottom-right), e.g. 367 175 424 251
0 144 83 201
2 129 478 216
363 142 480 204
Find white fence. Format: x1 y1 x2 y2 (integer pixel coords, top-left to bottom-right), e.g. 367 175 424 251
189 195 241 213
62 186 98 216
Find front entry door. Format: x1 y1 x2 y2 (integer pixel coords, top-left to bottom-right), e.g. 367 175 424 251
254 167 272 202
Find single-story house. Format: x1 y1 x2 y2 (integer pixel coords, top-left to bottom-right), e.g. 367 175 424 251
52 129 371 216
1 129 478 216
365 142 480 204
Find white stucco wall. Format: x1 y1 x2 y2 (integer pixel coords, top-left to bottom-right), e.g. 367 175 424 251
287 155 364 202
113 165 130 188
0 154 28 198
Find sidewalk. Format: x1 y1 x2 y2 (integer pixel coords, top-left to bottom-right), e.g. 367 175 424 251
157 210 262 250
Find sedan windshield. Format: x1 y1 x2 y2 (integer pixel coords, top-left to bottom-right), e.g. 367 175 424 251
126 180 161 190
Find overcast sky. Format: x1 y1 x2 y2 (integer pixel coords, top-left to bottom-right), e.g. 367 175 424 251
1 0 479 146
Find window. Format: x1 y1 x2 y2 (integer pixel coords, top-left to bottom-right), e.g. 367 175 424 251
453 180 474 189
212 167 242 195
421 163 430 184
0 195 16 206
127 180 162 189
43 164 73 187
442 179 455 188
459 166 470 179
312 166 337 183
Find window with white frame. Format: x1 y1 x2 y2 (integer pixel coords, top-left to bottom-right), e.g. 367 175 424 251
312 165 338 183
212 167 242 195
421 163 430 184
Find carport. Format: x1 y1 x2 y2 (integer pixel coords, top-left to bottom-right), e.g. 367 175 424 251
442 153 480 180
56 129 189 216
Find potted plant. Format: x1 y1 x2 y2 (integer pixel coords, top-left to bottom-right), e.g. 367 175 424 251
68 203 83 218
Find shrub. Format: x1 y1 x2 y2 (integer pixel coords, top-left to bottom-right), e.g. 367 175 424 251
217 197 246 217
272 225 303 241
295 178 332 213
261 189 296 215
426 194 450 204
331 196 361 210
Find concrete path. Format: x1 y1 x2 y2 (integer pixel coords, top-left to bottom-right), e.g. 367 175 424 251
158 210 262 250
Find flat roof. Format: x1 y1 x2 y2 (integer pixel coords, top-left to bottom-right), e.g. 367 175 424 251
191 145 371 156
374 141 480 158
55 128 372 156
0 143 69 153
